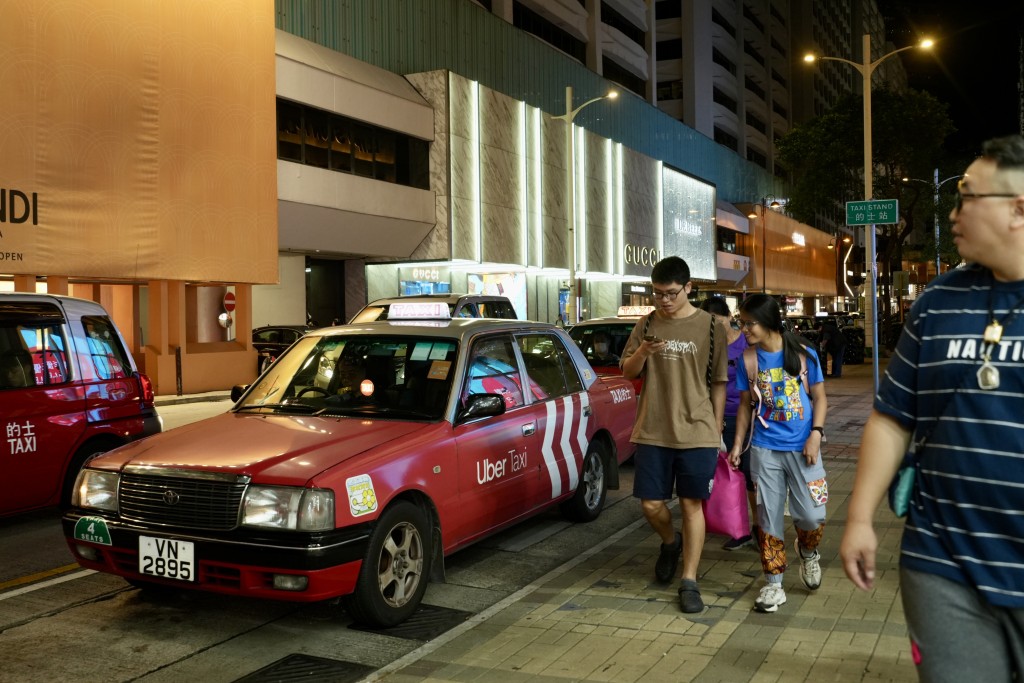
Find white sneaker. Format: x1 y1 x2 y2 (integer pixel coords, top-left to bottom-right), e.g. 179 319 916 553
796 540 822 590
754 583 787 613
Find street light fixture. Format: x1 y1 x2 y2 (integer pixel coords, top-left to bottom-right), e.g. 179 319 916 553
552 86 618 325
803 34 933 395
902 169 960 277
746 197 782 294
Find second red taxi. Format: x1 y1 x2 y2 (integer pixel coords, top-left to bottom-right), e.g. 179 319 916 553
63 305 637 626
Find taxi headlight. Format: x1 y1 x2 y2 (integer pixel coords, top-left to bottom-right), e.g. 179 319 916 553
242 486 334 531
73 470 120 511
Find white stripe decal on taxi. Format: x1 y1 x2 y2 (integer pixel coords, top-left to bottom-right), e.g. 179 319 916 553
560 396 579 491
575 392 590 462
542 401 561 498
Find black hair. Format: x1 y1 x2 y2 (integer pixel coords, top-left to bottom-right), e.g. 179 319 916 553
700 296 730 317
983 134 1024 170
738 294 820 376
650 256 690 286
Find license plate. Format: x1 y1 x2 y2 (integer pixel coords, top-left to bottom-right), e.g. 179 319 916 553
138 536 196 582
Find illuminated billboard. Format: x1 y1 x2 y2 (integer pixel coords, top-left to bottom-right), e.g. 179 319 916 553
662 167 717 281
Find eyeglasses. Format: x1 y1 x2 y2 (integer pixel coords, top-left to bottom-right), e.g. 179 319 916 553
954 180 1020 211
652 288 683 301
737 320 760 329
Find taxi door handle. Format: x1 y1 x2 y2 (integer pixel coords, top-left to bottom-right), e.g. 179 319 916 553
522 423 536 436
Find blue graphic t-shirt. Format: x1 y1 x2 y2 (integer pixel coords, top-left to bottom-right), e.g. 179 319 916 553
736 347 824 450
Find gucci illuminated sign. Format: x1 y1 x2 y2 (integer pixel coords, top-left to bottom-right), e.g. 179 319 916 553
624 244 660 267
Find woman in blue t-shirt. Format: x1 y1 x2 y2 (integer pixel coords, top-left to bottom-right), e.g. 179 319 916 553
730 294 828 614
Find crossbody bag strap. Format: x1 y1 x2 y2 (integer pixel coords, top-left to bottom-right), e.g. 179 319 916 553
706 315 714 395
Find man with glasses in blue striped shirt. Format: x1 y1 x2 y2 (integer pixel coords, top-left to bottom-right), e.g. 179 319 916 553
841 135 1024 682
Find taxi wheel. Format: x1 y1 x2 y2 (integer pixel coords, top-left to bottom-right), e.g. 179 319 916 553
560 441 608 523
342 500 430 627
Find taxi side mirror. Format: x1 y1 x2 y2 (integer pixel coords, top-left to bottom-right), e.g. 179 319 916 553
230 384 248 402
457 393 505 422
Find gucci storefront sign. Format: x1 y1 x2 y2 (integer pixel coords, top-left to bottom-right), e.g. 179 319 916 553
624 244 659 267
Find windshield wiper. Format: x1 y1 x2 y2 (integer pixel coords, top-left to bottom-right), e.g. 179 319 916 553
234 402 319 413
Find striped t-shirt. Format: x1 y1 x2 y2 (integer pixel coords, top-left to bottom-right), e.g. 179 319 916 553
876 263 1024 607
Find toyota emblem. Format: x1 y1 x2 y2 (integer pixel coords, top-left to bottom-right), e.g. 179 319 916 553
162 489 180 505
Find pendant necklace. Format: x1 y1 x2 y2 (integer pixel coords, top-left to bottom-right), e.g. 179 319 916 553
978 279 1024 390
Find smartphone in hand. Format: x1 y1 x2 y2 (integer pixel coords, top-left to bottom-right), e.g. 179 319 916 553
643 335 663 343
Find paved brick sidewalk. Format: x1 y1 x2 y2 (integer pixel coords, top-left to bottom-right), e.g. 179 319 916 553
369 357 914 683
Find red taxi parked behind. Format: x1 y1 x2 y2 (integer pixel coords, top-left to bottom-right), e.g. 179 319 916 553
63 307 637 627
1 293 161 517
568 306 654 394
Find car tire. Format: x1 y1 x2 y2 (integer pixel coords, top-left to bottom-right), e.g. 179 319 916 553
560 441 608 523
342 500 430 627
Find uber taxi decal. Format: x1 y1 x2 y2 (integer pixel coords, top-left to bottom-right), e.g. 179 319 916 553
346 474 378 517
540 393 590 499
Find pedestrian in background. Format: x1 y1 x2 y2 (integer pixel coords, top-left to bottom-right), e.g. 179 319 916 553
731 293 828 613
815 317 846 377
841 135 1024 681
700 296 755 550
621 256 728 613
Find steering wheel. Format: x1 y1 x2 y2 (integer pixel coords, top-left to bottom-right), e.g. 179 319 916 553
296 386 329 398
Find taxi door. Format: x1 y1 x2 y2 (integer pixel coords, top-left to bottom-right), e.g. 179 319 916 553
514 333 590 506
0 311 87 514
451 335 546 543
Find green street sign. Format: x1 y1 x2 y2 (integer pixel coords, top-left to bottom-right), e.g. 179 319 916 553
846 199 899 226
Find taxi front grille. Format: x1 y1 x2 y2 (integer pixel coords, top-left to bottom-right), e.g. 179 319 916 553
119 473 246 530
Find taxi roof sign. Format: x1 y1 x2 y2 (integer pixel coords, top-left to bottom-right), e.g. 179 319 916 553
388 302 451 320
617 305 655 317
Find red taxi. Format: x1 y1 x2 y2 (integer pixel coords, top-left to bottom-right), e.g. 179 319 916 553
568 306 654 393
1 293 160 517
63 305 637 626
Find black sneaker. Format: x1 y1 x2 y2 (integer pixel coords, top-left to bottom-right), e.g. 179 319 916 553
678 579 704 613
722 534 753 551
655 532 682 583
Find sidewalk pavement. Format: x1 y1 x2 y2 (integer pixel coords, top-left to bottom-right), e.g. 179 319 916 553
369 357 911 683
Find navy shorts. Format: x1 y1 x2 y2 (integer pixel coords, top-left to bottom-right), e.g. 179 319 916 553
632 444 718 501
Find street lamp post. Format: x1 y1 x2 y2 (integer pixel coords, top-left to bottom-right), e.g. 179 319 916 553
804 34 933 395
746 197 782 294
903 169 960 276
552 85 617 325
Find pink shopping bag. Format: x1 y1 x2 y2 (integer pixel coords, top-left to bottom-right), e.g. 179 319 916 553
702 451 751 539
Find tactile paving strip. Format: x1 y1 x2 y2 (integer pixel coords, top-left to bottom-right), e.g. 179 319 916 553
234 653 375 683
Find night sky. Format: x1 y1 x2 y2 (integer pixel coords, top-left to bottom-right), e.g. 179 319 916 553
876 1 1023 159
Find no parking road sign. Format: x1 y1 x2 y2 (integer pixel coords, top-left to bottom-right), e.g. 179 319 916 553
846 199 898 226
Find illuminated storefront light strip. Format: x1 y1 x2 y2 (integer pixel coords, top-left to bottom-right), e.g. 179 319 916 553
519 100 528 266
576 126 587 273
606 137 613 274
656 161 664 256
616 143 624 275
532 107 543 267
472 80 482 263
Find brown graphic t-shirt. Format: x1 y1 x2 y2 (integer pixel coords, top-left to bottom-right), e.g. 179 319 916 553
620 309 728 449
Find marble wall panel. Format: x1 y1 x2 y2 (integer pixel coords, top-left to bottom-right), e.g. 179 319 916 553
406 71 448 136
480 144 523 213
481 203 522 265
586 280 624 319
450 195 479 262
449 133 475 203
480 88 520 154
409 196 450 262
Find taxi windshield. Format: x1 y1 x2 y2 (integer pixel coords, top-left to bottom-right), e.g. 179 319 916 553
237 334 458 420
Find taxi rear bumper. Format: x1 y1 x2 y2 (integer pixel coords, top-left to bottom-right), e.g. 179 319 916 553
62 512 371 601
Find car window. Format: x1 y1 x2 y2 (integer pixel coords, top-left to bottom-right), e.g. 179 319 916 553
241 335 457 420
81 316 130 380
464 336 523 409
454 303 478 318
8 324 69 386
569 324 630 365
517 334 582 399
254 329 279 344
478 301 517 319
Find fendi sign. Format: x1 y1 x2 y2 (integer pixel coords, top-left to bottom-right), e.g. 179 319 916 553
0 188 38 225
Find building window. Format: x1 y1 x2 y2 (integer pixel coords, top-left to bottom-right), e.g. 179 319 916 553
656 1 681 20
657 79 685 101
657 38 683 61
711 8 736 37
513 1 586 63
601 2 645 46
602 57 646 98
712 48 737 75
712 87 738 114
714 126 738 151
746 147 767 168
276 98 430 190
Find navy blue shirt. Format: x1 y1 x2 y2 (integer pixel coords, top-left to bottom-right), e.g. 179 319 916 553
876 264 1024 607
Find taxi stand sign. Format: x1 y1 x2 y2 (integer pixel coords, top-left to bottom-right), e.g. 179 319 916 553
846 199 899 226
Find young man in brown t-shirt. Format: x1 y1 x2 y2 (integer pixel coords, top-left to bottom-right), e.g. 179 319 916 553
621 256 728 613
